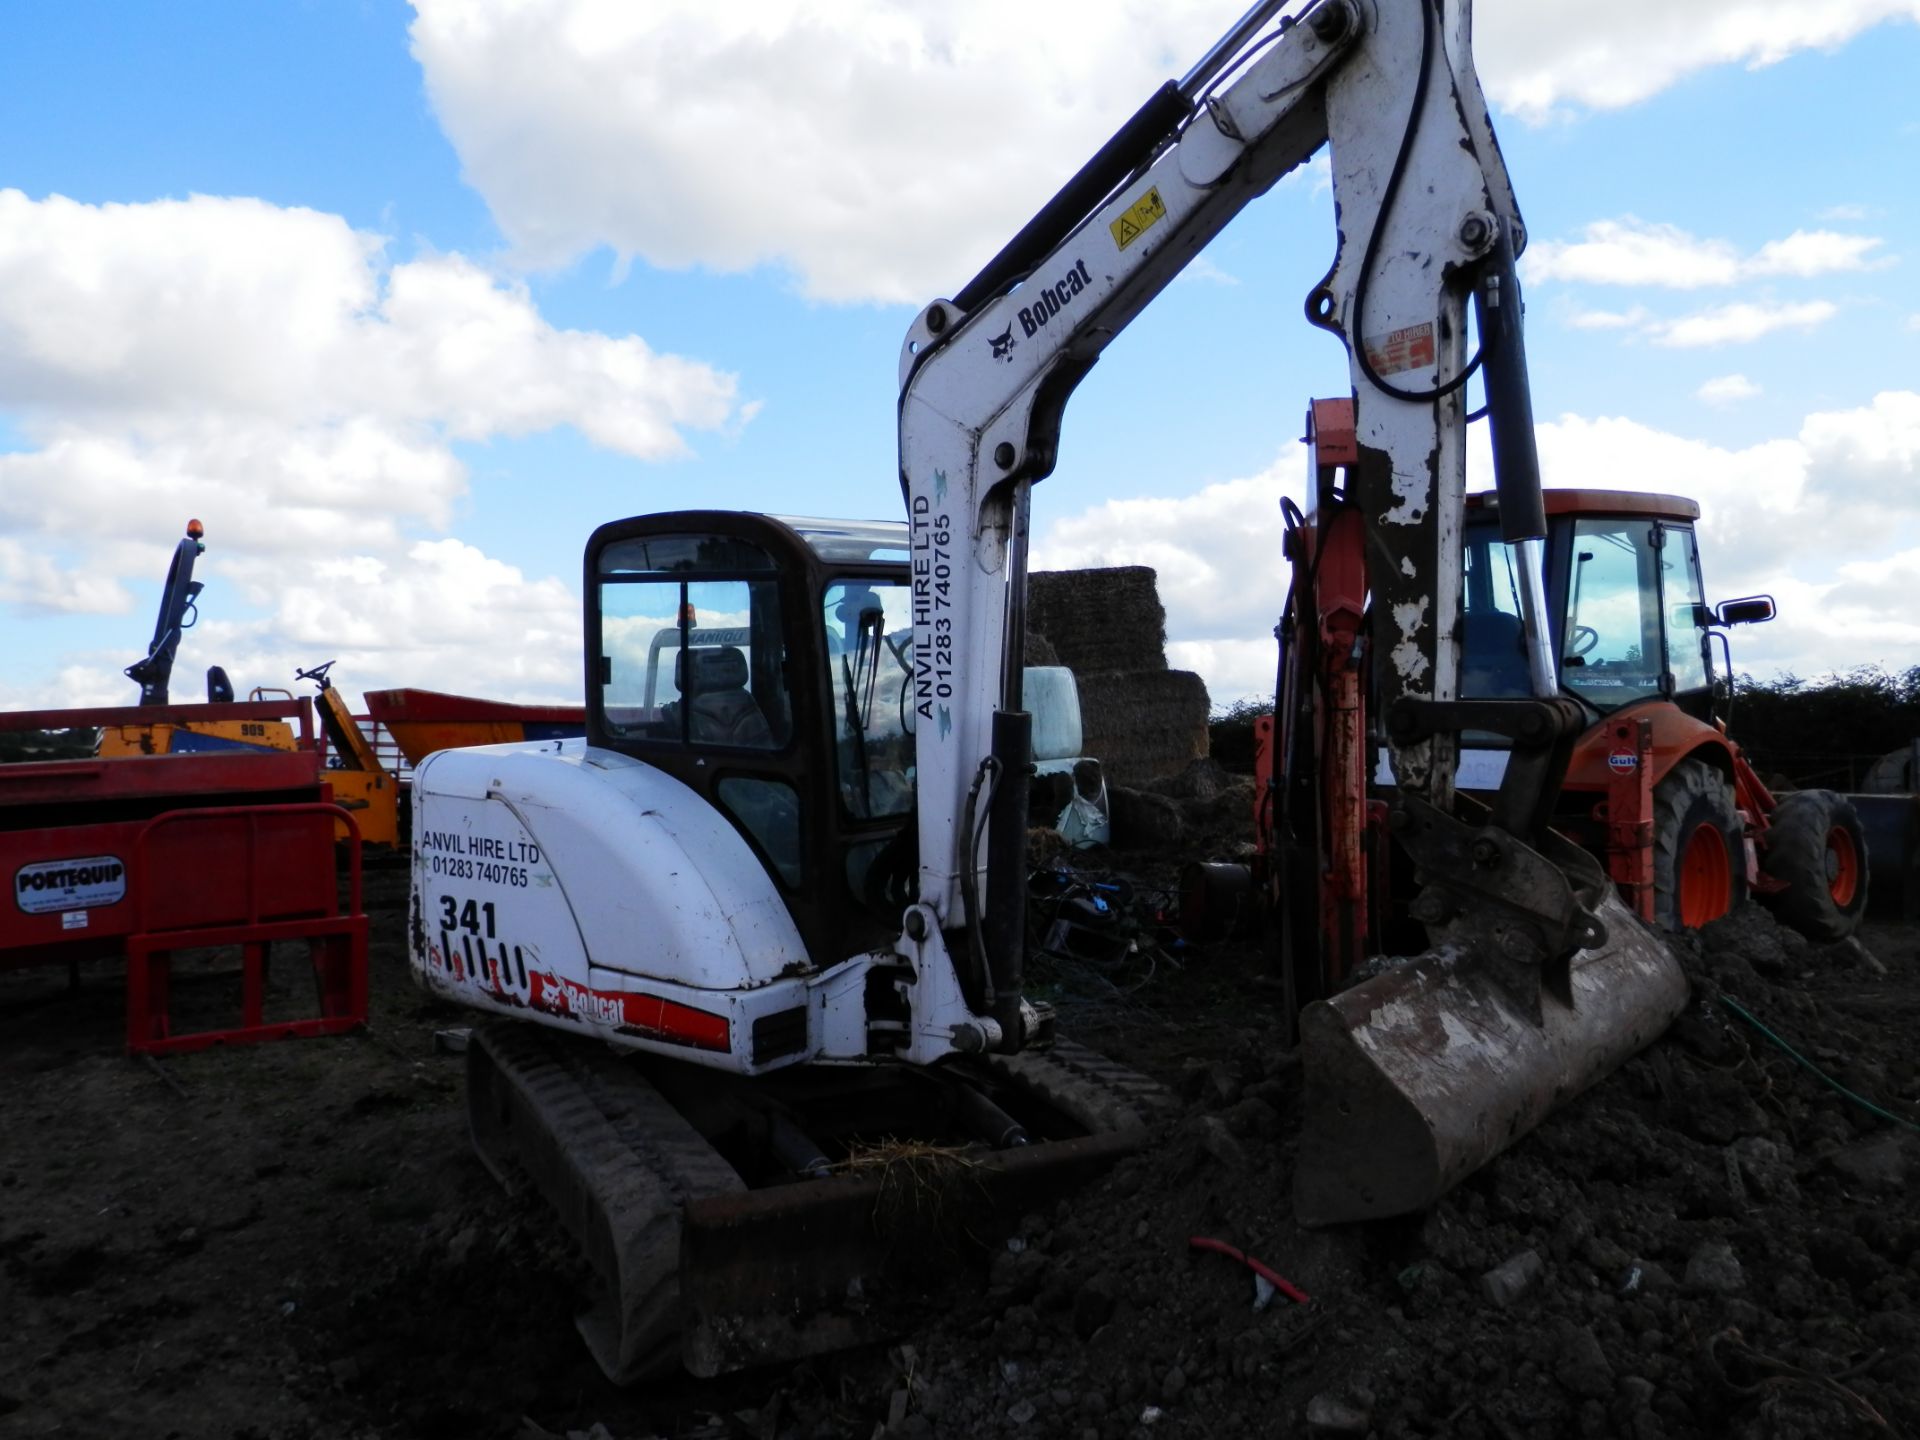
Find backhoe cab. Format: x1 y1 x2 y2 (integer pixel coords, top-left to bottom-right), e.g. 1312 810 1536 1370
1456 485 1860 942
1460 487 1772 724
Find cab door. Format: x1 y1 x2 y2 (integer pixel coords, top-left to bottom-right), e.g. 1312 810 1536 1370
588 518 811 917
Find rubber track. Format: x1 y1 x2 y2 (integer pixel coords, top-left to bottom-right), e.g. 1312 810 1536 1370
467 1021 743 1383
976 1036 1173 1135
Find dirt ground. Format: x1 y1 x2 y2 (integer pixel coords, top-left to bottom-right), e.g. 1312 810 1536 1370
4 797 1919 1440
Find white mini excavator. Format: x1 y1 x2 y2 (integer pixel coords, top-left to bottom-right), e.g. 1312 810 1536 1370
409 0 1688 1381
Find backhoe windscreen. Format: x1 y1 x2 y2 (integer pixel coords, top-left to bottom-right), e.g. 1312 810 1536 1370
1561 517 1709 710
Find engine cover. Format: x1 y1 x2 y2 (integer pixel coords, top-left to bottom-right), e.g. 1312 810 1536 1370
409 739 822 1072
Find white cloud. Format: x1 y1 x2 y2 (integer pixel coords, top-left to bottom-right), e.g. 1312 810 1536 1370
0 191 740 469
1568 306 1651 331
1176 256 1240 288
10 541 589 716
1799 389 1920 487
1526 217 1884 288
0 421 466 559
1649 299 1838 348
0 540 133 617
1526 393 1920 674
0 662 141 715
1746 229 1888 278
1825 548 1920 665
1818 204 1870 222
1033 391 1920 705
1528 220 1742 288
1032 460 1298 710
0 189 748 705
410 0 1237 304
1475 0 1920 123
1696 374 1761 405
198 541 586 710
1166 638 1283 712
408 0 1919 306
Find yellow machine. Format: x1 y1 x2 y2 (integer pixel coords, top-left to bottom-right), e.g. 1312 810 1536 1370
302 663 401 848
99 519 301 758
99 520 400 847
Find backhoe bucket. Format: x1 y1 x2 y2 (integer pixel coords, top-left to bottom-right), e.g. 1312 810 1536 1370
1294 886 1687 1226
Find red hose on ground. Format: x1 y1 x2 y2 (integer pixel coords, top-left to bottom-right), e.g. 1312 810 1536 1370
1187 1236 1312 1305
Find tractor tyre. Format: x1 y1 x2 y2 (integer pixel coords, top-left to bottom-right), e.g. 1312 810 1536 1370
1759 789 1869 943
1652 758 1746 931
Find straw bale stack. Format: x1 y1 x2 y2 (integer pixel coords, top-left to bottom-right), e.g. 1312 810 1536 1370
1028 567 1210 785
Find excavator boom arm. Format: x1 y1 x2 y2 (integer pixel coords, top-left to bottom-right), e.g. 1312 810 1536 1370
898 0 1549 1049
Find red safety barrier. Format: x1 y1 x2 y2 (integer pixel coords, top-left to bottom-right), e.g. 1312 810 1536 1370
122 803 369 1055
1 747 369 1056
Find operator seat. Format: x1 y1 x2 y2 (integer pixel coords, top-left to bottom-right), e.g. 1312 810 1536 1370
675 646 774 748
1461 609 1531 698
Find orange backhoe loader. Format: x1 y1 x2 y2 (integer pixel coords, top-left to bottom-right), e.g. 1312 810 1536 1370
1235 398 1870 1217
1236 395 1866 1059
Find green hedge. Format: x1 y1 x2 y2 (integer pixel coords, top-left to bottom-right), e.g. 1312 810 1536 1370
1206 666 1920 792
1730 666 1920 790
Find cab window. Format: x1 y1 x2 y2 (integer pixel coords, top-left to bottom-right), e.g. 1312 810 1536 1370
1461 522 1530 699
1665 526 1711 694
823 579 915 819
1563 517 1665 709
597 536 790 749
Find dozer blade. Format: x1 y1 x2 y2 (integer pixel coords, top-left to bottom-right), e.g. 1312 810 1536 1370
678 1114 1141 1377
1293 886 1687 1226
466 1021 1166 1383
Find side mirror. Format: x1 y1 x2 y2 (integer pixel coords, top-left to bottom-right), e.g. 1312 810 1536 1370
1715 595 1776 626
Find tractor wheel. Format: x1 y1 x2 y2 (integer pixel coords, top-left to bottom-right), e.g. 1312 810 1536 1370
1652 758 1746 931
1760 789 1869 942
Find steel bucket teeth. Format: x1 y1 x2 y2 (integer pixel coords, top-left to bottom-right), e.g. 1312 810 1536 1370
1293 887 1688 1226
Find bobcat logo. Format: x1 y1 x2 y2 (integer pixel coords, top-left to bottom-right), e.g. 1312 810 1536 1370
989 325 1017 363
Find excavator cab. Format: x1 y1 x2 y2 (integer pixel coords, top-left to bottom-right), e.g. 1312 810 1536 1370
586 511 919 971
418 513 1164 1384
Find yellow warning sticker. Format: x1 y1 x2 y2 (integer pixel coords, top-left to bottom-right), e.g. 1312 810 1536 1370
1110 187 1167 252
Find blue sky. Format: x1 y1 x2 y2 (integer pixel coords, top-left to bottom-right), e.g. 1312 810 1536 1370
4 1 1917 714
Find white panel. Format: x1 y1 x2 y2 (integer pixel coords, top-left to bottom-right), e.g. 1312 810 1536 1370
412 740 807 996
1025 665 1084 760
